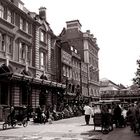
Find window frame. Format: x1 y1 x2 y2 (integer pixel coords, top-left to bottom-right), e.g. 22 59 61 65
7 9 12 23
0 4 4 19
7 35 13 54
20 17 23 30
19 42 26 60
40 30 45 42
40 51 46 69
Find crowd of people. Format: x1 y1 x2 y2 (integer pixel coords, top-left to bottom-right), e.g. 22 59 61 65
33 103 84 123
83 101 140 134
127 102 140 133
2 100 140 135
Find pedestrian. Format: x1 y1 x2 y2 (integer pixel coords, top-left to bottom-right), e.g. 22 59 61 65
83 102 92 125
113 104 122 128
7 106 15 124
101 104 110 131
127 103 136 131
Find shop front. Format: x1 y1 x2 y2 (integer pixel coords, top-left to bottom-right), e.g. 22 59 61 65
0 71 66 121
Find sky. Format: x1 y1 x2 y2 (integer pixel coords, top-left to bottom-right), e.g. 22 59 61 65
23 0 140 86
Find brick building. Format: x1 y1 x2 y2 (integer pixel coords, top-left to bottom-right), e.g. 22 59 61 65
59 20 100 101
60 41 81 103
0 0 65 120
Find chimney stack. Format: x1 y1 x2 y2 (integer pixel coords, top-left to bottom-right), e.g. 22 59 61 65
66 20 82 31
39 7 46 20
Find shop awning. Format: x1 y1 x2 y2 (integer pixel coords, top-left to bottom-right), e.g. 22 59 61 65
0 72 66 89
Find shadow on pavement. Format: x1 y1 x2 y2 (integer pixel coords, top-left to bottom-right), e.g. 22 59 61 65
80 129 102 140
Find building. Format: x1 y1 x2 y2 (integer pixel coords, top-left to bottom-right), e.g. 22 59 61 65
0 0 65 120
99 78 140 103
100 78 120 92
59 41 81 103
59 20 100 101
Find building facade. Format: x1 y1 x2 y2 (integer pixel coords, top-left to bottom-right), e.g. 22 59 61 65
0 0 65 120
59 20 100 101
60 41 81 103
99 78 140 103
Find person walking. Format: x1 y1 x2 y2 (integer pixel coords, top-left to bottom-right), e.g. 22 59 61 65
127 103 137 131
83 102 92 125
113 104 122 127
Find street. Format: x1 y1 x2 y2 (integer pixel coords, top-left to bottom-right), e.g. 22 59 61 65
0 116 139 140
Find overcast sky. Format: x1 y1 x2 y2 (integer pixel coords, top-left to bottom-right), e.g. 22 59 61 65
23 0 140 86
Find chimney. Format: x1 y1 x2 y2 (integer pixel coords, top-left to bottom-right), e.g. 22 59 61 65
66 20 82 31
39 7 46 20
86 30 90 34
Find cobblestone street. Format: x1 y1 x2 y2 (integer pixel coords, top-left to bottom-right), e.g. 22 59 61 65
0 116 140 140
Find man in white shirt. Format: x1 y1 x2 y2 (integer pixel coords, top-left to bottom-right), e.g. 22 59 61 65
83 102 92 125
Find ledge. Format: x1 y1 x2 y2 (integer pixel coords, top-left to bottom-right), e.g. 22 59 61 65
0 18 15 29
18 29 32 39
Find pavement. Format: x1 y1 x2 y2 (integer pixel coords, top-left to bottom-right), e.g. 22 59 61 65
0 116 101 140
0 116 140 140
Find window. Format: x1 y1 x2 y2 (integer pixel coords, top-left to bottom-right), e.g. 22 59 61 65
7 36 13 54
19 42 26 59
28 23 32 34
40 52 46 69
40 52 44 66
75 49 77 54
1 33 6 51
63 66 66 76
20 17 23 30
26 22 29 33
7 9 12 23
40 30 45 42
27 46 31 62
71 46 73 51
0 4 4 19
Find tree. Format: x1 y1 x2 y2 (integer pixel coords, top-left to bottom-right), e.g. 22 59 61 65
133 59 140 87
